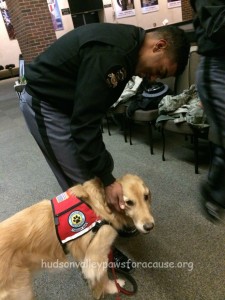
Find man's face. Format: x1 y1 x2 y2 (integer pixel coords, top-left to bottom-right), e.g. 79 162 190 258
135 40 178 82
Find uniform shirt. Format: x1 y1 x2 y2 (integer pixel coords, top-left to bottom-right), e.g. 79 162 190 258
25 23 145 186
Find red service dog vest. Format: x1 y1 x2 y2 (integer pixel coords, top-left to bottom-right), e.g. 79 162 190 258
51 190 101 244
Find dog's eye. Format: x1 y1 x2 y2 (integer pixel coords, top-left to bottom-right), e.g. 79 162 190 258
144 194 149 201
126 200 134 206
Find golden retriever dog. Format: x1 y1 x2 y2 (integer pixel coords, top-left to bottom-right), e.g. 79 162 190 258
0 174 154 300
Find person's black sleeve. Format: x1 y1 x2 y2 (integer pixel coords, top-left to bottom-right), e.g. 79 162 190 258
70 45 130 186
194 1 225 42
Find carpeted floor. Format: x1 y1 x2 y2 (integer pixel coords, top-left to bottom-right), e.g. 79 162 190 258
0 77 224 300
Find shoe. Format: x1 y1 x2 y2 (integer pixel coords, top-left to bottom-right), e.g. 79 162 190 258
205 201 224 221
200 145 225 222
118 226 138 238
200 182 225 222
110 247 134 273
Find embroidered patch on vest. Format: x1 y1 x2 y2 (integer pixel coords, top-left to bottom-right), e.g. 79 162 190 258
68 211 86 230
106 66 127 88
55 192 69 203
51 190 101 244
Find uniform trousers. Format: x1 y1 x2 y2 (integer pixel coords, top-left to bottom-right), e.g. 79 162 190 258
20 89 92 191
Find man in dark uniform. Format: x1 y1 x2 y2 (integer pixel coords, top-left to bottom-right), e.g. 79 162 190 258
20 23 190 268
190 1 225 221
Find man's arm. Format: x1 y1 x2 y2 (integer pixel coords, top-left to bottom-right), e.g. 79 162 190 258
70 45 129 209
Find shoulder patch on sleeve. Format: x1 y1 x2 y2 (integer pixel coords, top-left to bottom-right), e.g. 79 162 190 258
105 66 127 88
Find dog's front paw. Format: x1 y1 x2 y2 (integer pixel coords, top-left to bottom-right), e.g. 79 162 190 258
117 278 125 287
105 278 125 294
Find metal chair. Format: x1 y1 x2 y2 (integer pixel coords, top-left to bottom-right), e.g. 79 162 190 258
103 104 128 143
128 109 159 154
161 120 209 174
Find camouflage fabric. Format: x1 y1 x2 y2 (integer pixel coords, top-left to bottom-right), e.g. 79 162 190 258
186 103 209 128
158 84 197 114
157 85 209 128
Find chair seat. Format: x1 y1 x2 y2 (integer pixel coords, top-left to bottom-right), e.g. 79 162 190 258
131 109 158 121
162 120 194 135
111 104 127 114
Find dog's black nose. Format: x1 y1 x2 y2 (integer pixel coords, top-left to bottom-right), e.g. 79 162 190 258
143 223 154 232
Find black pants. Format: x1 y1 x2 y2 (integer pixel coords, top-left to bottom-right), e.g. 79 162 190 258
196 56 225 149
197 56 225 207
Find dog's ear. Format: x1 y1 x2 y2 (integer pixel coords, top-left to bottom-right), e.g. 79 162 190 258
70 184 90 201
144 186 151 202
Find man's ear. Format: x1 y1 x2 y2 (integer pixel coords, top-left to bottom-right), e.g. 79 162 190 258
153 39 168 52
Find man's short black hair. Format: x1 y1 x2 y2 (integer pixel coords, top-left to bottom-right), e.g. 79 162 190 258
153 26 190 76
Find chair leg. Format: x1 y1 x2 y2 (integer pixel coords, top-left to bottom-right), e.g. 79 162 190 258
162 126 166 161
123 112 127 143
148 122 154 155
129 119 133 145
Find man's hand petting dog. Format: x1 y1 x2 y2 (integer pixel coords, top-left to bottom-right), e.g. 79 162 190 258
105 181 125 212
